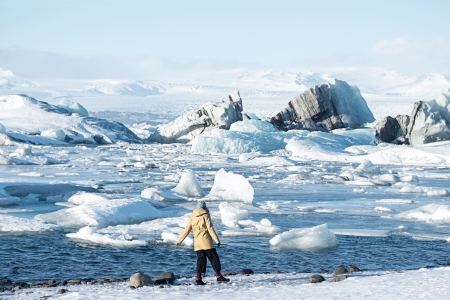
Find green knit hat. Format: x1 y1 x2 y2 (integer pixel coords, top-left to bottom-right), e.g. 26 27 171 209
197 200 207 210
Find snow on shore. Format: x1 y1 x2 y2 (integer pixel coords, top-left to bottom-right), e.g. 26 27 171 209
5 267 450 299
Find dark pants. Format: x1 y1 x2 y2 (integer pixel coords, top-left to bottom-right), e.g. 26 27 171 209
196 248 221 274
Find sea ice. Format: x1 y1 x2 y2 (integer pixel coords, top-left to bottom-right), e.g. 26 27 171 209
66 226 147 246
67 192 109 205
57 99 89 117
0 215 61 233
35 198 162 228
355 160 381 174
40 129 66 141
218 202 249 228
427 189 449 197
207 168 254 202
269 224 339 250
171 169 205 197
141 188 165 201
395 203 450 223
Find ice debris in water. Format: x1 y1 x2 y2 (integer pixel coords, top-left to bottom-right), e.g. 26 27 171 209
141 188 165 201
0 187 20 206
395 203 450 223
207 168 254 202
66 226 147 246
40 129 66 141
219 202 249 228
427 189 449 197
355 160 381 174
269 224 339 250
35 198 162 228
67 192 109 205
161 231 193 246
0 215 61 233
171 169 205 197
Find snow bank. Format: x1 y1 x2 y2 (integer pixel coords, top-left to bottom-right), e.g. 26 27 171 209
207 169 254 202
66 226 146 246
218 202 249 228
35 198 162 228
172 169 205 197
58 99 89 117
0 215 61 234
395 204 450 223
269 224 339 250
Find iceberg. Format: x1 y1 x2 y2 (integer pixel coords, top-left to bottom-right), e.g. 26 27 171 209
171 169 205 197
207 168 254 202
35 198 162 228
395 203 450 223
148 90 243 143
269 224 339 250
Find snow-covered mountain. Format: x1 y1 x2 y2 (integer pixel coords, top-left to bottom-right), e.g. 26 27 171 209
0 68 34 90
80 81 163 96
381 73 450 96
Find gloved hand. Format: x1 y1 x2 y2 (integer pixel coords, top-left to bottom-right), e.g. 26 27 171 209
217 242 221 247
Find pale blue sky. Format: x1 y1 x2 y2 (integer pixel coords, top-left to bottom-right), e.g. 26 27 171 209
0 0 449 78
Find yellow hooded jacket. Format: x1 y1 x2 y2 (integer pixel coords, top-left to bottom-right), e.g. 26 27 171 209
178 208 220 251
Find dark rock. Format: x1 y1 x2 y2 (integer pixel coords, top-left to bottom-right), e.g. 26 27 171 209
96 278 110 284
130 272 153 288
153 272 176 285
45 279 57 285
272 270 283 274
0 279 12 286
330 275 349 282
108 278 120 283
11 286 21 292
333 266 348 275
67 279 81 285
148 90 243 143
376 116 400 143
349 265 361 273
308 274 325 283
58 288 67 294
240 269 254 275
320 269 330 274
269 80 374 132
222 272 236 276
59 281 68 286
13 282 27 288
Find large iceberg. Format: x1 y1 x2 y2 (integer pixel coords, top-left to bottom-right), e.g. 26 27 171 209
148 90 243 143
269 79 375 132
0 94 142 144
407 91 450 145
207 168 254 202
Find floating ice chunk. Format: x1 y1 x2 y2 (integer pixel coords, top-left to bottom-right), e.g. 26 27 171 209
393 182 411 189
67 192 109 205
14 145 33 156
395 203 450 223
353 188 366 193
58 98 89 117
427 189 449 197
0 188 20 206
399 184 424 193
36 198 162 228
219 202 249 228
40 129 66 141
18 172 44 177
238 153 250 162
141 188 165 201
374 206 393 213
331 228 390 237
172 169 205 197
355 160 380 174
260 201 279 210
400 175 419 182
269 224 339 250
377 174 400 182
340 171 354 181
238 219 281 235
207 168 254 202
345 180 376 186
0 215 61 234
0 123 5 133
376 199 414 204
66 226 146 246
161 231 193 246
230 119 277 133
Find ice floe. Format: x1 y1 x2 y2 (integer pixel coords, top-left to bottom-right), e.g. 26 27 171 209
66 226 146 246
269 224 339 250
207 168 254 202
172 169 205 197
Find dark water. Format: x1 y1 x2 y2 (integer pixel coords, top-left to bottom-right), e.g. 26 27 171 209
1 232 449 282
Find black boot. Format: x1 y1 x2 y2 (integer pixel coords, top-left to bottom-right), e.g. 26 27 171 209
216 275 230 282
195 277 206 285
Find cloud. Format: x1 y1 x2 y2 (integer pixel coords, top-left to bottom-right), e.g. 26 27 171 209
373 36 410 55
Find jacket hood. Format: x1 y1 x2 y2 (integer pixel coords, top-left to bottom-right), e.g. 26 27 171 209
193 208 209 217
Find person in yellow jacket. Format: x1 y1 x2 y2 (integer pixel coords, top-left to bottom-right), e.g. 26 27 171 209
177 200 230 285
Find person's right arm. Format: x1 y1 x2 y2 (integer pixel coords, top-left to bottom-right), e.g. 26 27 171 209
177 217 192 245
